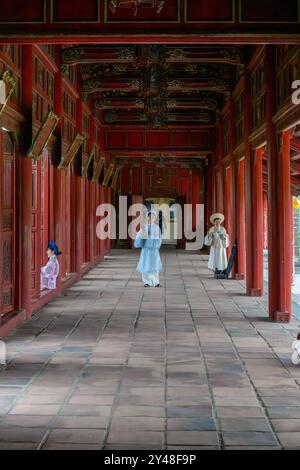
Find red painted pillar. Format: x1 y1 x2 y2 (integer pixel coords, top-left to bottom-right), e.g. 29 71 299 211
89 114 95 265
75 74 83 274
263 192 268 250
216 120 224 213
266 46 293 322
252 147 264 295
236 158 246 279
229 98 237 276
211 146 217 214
265 46 279 317
244 70 255 296
204 161 212 234
20 45 33 318
275 131 293 321
224 165 231 243
100 185 105 258
98 127 106 258
53 45 63 290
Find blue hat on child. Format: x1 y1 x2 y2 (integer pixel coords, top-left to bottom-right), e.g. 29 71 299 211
48 240 60 256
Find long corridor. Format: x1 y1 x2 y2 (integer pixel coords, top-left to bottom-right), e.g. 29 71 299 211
0 250 300 450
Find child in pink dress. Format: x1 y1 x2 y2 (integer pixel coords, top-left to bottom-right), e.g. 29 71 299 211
40 241 61 290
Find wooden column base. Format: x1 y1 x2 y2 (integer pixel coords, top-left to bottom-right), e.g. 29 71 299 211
273 311 290 323
234 274 245 280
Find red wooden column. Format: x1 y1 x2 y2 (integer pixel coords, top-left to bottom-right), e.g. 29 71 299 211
211 146 217 214
216 120 224 213
89 113 95 265
105 155 112 254
244 70 255 296
265 46 293 322
274 131 293 321
53 45 63 290
204 160 212 234
75 74 83 274
265 46 279 317
20 45 33 317
275 131 293 321
224 165 231 241
100 185 105 258
236 158 246 279
229 98 238 276
99 127 106 258
252 147 264 295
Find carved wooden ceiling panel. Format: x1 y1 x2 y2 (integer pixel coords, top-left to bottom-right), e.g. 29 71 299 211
62 44 245 127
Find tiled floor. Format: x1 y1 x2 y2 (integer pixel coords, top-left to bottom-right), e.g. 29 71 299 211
1 249 300 450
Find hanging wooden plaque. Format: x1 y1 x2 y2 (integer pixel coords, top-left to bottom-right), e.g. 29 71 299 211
0 70 17 118
59 133 84 170
27 111 59 161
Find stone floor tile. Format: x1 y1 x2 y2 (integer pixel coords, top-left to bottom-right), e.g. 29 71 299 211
46 428 105 444
271 419 300 432
167 431 219 446
0 426 47 443
222 431 278 446
9 404 60 416
0 249 299 450
220 418 272 432
277 432 300 447
58 405 112 416
51 416 109 429
107 430 164 446
167 417 216 431
216 406 265 418
110 417 164 432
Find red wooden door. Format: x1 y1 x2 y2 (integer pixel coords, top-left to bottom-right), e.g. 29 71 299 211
65 169 71 275
85 181 90 263
31 152 50 296
31 160 39 296
40 151 49 267
0 132 16 316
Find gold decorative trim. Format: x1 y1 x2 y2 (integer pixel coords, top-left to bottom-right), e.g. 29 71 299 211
27 111 59 161
104 0 180 23
184 0 236 24
50 0 101 23
0 71 17 119
92 156 105 182
59 133 84 169
82 147 95 177
102 163 115 186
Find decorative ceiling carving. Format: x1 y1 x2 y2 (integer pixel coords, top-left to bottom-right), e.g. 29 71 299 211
62 44 243 127
109 0 166 17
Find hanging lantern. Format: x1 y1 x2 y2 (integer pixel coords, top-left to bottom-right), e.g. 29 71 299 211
109 0 165 16
293 196 300 209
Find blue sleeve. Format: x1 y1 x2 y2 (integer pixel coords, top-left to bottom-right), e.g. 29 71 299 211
134 232 145 249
